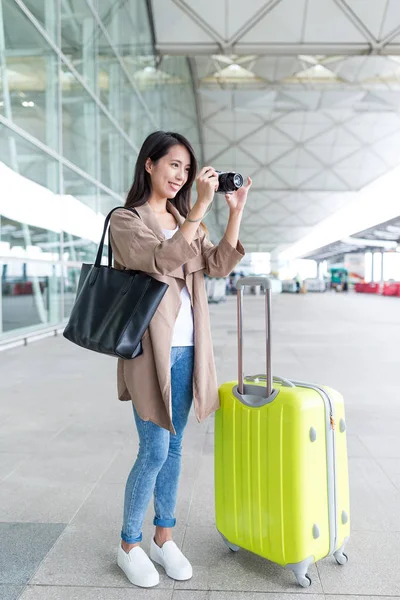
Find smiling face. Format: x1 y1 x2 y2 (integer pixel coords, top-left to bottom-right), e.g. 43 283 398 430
145 144 191 200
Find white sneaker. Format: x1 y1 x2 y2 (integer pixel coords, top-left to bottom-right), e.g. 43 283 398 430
150 538 193 581
117 544 159 588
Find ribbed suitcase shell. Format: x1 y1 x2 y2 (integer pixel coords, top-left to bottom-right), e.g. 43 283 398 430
215 378 350 569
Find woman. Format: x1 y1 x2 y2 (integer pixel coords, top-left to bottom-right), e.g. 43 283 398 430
110 131 251 588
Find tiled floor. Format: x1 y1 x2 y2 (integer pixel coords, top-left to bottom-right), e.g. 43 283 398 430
1 291 400 599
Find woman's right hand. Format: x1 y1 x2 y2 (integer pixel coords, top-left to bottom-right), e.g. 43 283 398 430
195 166 219 207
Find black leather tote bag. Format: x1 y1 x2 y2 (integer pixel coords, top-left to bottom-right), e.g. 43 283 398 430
63 207 168 359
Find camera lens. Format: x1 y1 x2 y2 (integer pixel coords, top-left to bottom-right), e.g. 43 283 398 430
217 171 244 194
233 173 244 189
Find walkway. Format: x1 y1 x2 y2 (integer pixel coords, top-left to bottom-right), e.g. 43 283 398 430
1 291 400 599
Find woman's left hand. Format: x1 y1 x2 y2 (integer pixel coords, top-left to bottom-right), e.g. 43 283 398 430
224 176 252 214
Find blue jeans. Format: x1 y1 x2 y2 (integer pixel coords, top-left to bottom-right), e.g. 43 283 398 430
121 346 194 544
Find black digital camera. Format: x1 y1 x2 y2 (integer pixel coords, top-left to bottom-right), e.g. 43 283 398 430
216 171 243 194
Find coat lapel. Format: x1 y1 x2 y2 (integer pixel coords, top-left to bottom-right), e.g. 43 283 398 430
133 201 202 281
133 202 165 241
167 202 204 278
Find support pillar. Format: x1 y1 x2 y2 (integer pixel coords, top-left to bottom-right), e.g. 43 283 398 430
371 252 375 282
45 0 59 324
83 15 98 182
109 11 122 195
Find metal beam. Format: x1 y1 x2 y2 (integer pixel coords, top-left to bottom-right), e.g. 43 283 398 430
155 43 400 56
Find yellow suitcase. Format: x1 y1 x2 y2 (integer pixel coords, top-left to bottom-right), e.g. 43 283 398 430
215 277 350 587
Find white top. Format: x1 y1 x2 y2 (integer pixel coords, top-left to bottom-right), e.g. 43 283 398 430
162 227 194 347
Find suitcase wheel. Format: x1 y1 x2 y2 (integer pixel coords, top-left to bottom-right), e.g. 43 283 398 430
334 551 349 565
227 542 240 552
296 574 312 588
219 531 240 552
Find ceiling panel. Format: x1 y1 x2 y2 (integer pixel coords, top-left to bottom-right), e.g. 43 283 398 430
343 0 388 39
193 57 400 248
240 0 307 44
304 0 368 43
380 0 400 39
251 56 304 80
151 0 400 53
227 0 279 39
150 0 400 253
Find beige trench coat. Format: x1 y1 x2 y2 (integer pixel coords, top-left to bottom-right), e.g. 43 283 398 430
109 201 245 433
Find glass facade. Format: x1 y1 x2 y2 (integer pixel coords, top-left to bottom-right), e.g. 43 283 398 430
0 0 201 341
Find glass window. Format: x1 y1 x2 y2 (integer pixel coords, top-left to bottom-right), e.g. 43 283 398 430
96 0 153 57
1 257 61 333
98 112 112 190
98 190 121 216
127 90 156 149
99 113 122 193
97 191 122 265
63 265 81 319
61 65 98 177
0 1 202 342
62 166 101 265
97 27 148 145
0 124 60 192
62 231 97 266
99 113 136 194
60 2 97 92
0 214 60 261
63 165 98 211
20 0 59 43
0 1 59 151
123 141 136 195
0 127 62 277
95 7 156 149
159 56 201 155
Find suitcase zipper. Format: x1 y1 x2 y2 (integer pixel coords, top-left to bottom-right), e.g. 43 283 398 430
290 379 338 557
312 386 338 556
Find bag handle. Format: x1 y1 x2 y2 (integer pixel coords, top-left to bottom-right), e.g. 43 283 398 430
236 276 272 397
94 207 138 269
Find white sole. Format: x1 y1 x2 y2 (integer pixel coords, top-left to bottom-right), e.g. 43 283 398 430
117 557 159 588
151 555 192 581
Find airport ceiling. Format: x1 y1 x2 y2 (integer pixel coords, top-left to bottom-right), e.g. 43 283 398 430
150 0 400 255
303 215 400 260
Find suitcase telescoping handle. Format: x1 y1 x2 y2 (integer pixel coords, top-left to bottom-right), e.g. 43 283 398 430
236 277 272 398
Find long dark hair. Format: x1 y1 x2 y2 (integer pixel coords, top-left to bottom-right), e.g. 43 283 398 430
125 131 198 218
